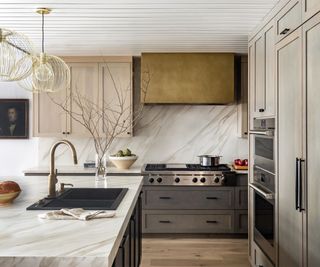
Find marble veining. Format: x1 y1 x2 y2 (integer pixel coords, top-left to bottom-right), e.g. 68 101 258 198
0 175 143 267
37 105 248 167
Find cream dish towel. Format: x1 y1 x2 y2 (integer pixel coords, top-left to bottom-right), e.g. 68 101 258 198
38 208 116 221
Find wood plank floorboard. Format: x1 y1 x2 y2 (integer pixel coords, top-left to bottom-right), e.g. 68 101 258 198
141 235 250 267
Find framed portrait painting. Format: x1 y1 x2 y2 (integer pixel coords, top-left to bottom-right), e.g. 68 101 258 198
0 99 29 139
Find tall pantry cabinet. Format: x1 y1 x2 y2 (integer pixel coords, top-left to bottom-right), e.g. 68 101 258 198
303 13 320 267
277 13 320 267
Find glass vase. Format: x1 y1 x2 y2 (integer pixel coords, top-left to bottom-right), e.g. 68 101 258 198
95 153 107 181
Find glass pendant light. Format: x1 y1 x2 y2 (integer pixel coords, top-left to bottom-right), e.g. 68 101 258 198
19 8 70 93
0 28 34 81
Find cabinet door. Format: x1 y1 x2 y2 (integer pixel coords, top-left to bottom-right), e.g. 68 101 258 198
250 21 276 119
275 0 302 42
304 13 320 267
33 90 67 137
264 22 276 117
248 41 255 130
254 33 266 116
99 62 132 138
68 63 99 137
303 0 320 22
277 29 304 267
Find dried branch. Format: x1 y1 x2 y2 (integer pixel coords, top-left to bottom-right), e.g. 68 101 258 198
48 63 150 162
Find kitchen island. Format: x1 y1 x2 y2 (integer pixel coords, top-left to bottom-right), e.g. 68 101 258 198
0 175 143 267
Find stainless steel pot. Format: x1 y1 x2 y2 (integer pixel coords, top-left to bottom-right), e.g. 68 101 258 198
198 155 222 167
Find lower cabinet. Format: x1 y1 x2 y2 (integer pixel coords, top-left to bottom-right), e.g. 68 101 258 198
113 193 142 267
142 185 248 234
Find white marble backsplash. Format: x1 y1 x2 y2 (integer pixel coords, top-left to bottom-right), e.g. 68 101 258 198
37 104 248 167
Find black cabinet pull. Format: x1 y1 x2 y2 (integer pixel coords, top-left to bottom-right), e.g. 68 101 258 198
280 28 290 35
206 197 218 200
206 220 218 224
299 159 305 212
259 108 265 112
159 220 171 223
62 131 66 134
159 196 171 200
295 158 299 210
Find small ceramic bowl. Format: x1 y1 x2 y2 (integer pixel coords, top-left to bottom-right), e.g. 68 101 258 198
109 155 138 169
0 191 21 206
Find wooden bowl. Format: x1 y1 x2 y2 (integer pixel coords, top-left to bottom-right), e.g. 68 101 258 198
0 191 21 206
109 155 138 169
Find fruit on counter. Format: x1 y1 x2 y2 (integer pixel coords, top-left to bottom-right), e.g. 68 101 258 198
113 148 136 157
234 159 243 166
0 181 21 194
242 159 248 166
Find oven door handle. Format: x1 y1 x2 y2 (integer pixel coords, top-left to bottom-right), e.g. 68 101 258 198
249 130 274 136
249 183 274 200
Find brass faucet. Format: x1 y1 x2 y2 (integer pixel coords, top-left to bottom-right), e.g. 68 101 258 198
48 140 78 198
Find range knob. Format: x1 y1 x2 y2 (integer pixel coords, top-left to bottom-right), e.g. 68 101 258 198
192 177 198 183
157 177 163 183
214 177 220 184
200 177 206 183
175 177 180 183
149 178 154 183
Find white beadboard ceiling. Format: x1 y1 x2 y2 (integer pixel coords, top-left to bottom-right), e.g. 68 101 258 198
0 0 279 55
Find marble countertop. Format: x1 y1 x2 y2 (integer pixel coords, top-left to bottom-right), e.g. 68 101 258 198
23 165 143 175
0 175 143 267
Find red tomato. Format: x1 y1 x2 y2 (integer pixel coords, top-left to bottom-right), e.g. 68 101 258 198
242 159 248 166
234 159 243 166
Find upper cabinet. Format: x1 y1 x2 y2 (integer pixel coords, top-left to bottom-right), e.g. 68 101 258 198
68 63 100 137
275 0 302 42
33 57 133 138
99 62 132 138
302 0 320 22
248 21 275 126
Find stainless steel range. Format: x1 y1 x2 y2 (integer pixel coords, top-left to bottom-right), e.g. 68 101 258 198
142 163 236 186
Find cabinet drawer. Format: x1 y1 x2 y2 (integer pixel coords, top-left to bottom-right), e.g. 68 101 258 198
143 211 234 233
143 188 234 210
276 0 302 42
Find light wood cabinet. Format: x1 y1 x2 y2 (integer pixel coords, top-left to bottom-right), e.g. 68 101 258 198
33 57 133 138
33 89 68 137
99 62 132 138
302 0 320 22
304 13 320 267
68 63 99 137
249 21 275 127
237 56 248 138
276 29 304 267
275 0 302 42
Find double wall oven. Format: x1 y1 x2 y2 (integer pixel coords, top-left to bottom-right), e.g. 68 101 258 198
250 118 275 265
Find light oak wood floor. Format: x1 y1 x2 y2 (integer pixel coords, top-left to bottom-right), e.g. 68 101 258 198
141 235 249 267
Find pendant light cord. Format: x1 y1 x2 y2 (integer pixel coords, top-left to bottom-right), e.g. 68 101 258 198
41 12 45 53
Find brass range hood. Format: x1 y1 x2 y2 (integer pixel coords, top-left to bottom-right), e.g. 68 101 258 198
141 53 235 104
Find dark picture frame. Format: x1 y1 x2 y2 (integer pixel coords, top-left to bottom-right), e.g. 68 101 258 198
0 99 29 139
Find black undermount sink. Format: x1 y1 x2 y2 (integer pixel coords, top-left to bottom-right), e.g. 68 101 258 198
26 188 128 210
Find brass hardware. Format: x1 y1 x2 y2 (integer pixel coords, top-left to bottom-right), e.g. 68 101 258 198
36 8 52 15
48 140 78 198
